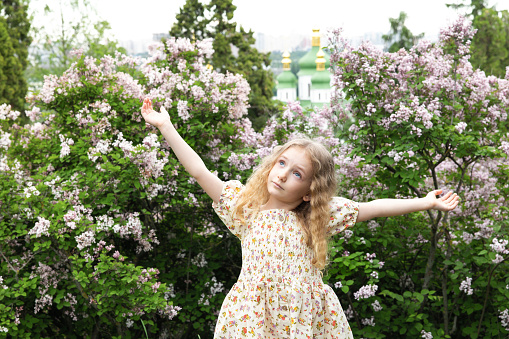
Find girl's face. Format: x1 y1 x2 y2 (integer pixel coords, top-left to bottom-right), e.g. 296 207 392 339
264 146 313 210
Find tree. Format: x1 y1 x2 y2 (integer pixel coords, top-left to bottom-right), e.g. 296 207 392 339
325 16 509 338
447 0 509 78
446 0 488 17
0 38 250 337
382 12 425 53
0 0 32 111
170 0 276 130
27 0 126 84
470 8 509 78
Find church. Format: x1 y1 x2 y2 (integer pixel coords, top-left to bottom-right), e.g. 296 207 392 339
276 29 332 107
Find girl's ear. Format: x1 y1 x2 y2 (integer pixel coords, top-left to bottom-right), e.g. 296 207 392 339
303 193 311 202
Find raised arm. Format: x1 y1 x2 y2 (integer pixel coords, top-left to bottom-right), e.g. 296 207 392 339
140 98 224 203
356 190 459 223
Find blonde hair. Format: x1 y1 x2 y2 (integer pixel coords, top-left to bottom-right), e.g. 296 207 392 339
235 138 337 270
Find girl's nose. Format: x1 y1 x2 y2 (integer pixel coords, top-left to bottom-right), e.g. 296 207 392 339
278 172 287 182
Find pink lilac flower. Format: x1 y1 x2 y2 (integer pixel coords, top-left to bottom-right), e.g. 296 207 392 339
0 103 20 120
177 100 190 121
354 284 378 300
159 304 182 320
0 131 11 150
500 309 509 331
75 231 96 250
421 330 433 339
366 253 376 263
26 106 42 122
372 300 382 312
0 276 7 289
59 134 74 158
459 277 473 295
28 217 50 238
490 238 509 254
500 141 509 155
361 316 375 326
34 294 53 314
455 122 467 133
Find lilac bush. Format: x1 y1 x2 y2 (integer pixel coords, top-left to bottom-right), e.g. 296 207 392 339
0 37 251 337
320 16 509 338
1 16 508 338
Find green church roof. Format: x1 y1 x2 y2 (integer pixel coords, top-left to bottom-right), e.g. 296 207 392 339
297 47 331 76
311 70 331 89
277 71 297 89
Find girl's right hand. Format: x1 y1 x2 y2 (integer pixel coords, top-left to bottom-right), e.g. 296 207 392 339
141 98 171 129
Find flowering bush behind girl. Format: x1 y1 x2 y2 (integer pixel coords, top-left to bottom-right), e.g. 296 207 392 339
0 16 508 338
0 37 252 337
322 16 509 338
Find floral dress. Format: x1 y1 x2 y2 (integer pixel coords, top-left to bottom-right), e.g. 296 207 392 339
212 180 359 339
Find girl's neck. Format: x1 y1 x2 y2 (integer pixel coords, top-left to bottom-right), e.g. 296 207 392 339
260 198 299 212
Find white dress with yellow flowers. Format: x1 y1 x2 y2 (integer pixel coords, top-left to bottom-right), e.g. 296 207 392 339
212 180 359 339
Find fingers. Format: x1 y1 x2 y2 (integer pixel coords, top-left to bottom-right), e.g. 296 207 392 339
141 98 153 115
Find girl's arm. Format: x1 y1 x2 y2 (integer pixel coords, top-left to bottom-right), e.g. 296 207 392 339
140 98 224 203
356 190 459 223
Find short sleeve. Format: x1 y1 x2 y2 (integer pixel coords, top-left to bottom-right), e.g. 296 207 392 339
212 180 246 240
327 197 359 235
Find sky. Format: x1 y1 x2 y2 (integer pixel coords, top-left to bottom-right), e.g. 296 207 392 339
31 0 509 43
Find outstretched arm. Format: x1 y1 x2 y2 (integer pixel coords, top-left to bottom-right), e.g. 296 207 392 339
140 98 224 203
356 190 459 223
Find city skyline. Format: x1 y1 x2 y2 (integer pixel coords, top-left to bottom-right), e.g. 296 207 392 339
92 0 509 42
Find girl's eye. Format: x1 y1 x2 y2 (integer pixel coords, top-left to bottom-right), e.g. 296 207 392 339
294 172 301 178
279 160 285 166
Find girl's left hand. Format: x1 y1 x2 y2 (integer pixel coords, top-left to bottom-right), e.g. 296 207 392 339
426 190 460 211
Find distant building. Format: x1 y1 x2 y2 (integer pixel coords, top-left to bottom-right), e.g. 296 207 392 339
153 33 170 41
276 29 332 108
276 51 297 102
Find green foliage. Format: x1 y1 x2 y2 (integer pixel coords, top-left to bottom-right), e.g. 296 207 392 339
446 0 509 77
382 12 425 53
0 38 251 337
170 0 277 129
326 18 509 338
0 0 32 111
470 8 509 78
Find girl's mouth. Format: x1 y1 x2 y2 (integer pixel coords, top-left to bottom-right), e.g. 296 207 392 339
272 181 284 190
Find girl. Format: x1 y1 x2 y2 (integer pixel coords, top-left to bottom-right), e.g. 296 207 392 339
140 98 459 338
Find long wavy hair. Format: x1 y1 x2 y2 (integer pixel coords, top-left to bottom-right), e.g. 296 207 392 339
234 138 337 270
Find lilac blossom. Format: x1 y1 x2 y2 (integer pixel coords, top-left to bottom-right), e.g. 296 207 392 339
59 134 74 158
372 300 383 312
0 131 11 150
366 253 376 263
361 316 375 326
0 103 20 120
191 253 208 268
500 309 509 331
455 122 467 133
421 330 433 339
34 294 53 314
0 276 7 289
459 277 473 295
490 238 509 254
23 182 40 199
75 231 96 250
354 284 378 300
28 217 50 238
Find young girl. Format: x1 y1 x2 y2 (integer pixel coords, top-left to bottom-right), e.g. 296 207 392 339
140 98 459 338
